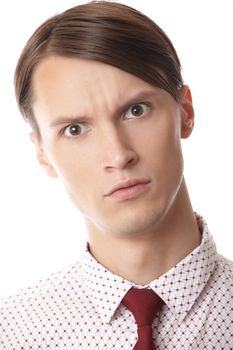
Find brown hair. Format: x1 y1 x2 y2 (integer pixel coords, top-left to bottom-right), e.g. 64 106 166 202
14 0 184 140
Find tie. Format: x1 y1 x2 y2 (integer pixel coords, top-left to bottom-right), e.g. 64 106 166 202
122 288 164 350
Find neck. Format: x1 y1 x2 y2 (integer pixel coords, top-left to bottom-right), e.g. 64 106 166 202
86 179 201 285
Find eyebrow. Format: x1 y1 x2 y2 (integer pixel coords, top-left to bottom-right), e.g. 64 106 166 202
49 89 160 128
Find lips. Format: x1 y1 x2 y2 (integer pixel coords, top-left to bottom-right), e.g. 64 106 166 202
105 178 151 197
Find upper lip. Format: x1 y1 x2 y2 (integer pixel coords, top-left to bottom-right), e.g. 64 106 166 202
105 178 151 196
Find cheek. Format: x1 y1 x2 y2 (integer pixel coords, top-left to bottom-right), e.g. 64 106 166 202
141 117 183 185
45 143 93 192
53 155 96 215
142 115 181 160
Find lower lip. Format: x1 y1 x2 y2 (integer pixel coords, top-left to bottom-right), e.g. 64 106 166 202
108 182 150 200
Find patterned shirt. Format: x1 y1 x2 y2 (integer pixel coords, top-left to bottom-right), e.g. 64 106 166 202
0 214 233 349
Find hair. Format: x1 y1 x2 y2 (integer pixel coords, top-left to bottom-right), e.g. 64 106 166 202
14 0 184 140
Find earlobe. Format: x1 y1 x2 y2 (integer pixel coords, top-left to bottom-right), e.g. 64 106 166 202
180 85 195 139
29 132 58 178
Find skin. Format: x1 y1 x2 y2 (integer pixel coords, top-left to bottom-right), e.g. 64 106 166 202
31 56 201 285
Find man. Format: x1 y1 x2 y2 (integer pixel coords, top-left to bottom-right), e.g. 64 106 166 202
0 1 232 349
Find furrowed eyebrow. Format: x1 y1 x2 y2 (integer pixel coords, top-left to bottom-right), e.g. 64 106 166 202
49 89 160 128
49 116 87 128
116 89 160 114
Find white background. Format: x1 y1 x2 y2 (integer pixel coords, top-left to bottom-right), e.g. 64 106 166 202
0 0 232 298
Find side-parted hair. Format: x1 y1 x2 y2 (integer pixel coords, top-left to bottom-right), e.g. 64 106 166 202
14 0 184 140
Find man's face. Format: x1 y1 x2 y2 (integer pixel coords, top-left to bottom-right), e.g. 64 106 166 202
31 56 193 237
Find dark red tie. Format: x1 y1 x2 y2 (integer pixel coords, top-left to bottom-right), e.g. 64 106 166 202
122 288 164 350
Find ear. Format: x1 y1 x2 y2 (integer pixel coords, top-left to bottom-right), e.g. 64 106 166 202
29 132 58 178
180 85 195 139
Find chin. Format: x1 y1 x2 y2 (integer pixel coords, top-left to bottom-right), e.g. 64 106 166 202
98 202 169 237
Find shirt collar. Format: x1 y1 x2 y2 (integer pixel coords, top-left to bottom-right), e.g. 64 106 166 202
80 213 217 324
80 247 133 324
150 213 217 322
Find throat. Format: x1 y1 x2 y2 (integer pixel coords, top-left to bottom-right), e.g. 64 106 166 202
88 215 201 285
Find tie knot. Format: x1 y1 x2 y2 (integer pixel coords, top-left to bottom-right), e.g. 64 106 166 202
122 288 164 327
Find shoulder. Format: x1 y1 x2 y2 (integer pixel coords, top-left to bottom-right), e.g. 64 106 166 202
0 259 84 320
217 254 233 276
213 253 233 293
0 260 86 347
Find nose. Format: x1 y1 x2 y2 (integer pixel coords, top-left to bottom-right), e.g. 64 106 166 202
100 126 138 171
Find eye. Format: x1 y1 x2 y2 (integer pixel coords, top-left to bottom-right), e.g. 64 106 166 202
125 103 150 119
63 123 89 137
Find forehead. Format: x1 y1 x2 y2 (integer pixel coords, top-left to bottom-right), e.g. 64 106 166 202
32 56 157 97
31 56 170 123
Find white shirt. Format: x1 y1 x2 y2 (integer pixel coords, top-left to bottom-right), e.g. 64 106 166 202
0 214 233 349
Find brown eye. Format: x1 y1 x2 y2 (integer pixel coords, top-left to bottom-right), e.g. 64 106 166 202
69 125 82 135
63 123 88 137
131 104 144 116
125 103 149 119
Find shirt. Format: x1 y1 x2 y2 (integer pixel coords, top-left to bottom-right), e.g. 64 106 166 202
0 214 232 349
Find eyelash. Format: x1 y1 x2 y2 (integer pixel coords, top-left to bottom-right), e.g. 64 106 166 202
61 102 151 138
